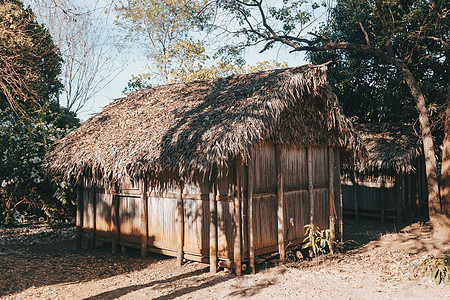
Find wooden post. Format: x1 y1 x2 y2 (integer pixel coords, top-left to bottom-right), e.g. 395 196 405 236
177 180 184 266
141 178 148 258
401 176 406 221
234 159 242 276
247 150 255 274
396 176 405 223
111 191 119 254
328 147 335 253
417 163 422 218
307 147 314 225
209 179 217 273
407 175 412 218
76 184 83 250
275 144 286 262
335 150 343 241
352 174 360 222
88 185 96 250
381 176 386 222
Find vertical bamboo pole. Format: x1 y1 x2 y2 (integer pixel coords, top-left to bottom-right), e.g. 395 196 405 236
396 176 403 223
275 144 285 262
234 159 242 276
381 176 386 222
111 191 119 254
88 185 96 250
402 176 406 219
209 179 217 273
307 147 314 225
76 183 83 250
141 178 148 258
328 147 335 253
352 174 360 222
336 150 343 241
407 175 412 218
177 180 184 266
417 162 422 218
247 150 255 274
420 155 427 218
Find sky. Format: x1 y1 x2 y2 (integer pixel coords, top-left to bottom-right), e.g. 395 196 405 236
24 0 313 121
73 0 319 121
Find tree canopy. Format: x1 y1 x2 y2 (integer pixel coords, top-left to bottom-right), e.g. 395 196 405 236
0 0 61 115
115 0 212 85
0 0 80 224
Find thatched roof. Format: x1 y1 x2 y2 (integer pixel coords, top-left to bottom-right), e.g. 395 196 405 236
44 65 362 186
354 123 422 176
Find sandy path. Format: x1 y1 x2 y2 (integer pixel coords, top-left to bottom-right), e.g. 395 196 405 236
1 221 449 299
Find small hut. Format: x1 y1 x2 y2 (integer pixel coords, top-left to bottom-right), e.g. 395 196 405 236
342 123 428 222
44 65 361 274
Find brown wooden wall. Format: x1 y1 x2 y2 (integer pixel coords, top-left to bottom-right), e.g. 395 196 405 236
78 142 342 271
342 157 428 222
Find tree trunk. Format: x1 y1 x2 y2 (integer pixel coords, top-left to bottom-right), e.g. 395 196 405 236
441 100 450 218
396 63 449 239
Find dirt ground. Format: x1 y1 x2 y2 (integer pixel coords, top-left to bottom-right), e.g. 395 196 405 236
1 220 449 299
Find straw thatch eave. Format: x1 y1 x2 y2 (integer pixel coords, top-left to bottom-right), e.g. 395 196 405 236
44 65 362 187
353 123 422 177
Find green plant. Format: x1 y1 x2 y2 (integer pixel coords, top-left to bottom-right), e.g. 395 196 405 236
302 224 332 256
422 254 450 285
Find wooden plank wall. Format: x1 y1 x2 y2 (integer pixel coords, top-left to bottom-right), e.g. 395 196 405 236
342 171 422 221
311 147 330 231
250 143 335 256
78 142 341 270
282 145 309 244
95 187 112 238
252 143 278 254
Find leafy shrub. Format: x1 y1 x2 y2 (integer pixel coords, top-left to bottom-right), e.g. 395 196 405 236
0 101 79 225
302 224 332 256
422 254 450 285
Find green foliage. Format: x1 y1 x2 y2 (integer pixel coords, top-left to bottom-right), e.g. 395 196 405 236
302 224 332 256
0 100 80 225
126 58 288 91
215 0 326 57
123 73 153 93
115 0 212 85
0 0 80 225
174 59 288 83
0 0 62 113
307 0 447 127
422 254 450 285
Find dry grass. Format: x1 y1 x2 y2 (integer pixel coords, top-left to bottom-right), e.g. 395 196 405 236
44 65 363 189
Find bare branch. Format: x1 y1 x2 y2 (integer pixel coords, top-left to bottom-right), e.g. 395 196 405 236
359 21 371 46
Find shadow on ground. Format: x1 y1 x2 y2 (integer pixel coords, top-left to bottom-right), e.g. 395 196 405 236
3 220 449 298
0 236 161 297
83 267 231 300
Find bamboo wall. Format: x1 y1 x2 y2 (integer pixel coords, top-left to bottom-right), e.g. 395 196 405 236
342 157 429 222
77 142 342 274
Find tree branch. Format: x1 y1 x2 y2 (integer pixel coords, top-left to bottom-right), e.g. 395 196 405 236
358 21 371 46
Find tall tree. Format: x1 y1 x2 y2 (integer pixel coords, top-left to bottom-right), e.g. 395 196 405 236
115 0 211 85
25 0 124 114
0 0 80 224
216 0 449 238
0 0 61 115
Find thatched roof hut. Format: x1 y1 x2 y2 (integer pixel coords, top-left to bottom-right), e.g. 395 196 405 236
44 65 361 187
44 65 362 274
354 123 422 176
342 123 426 223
